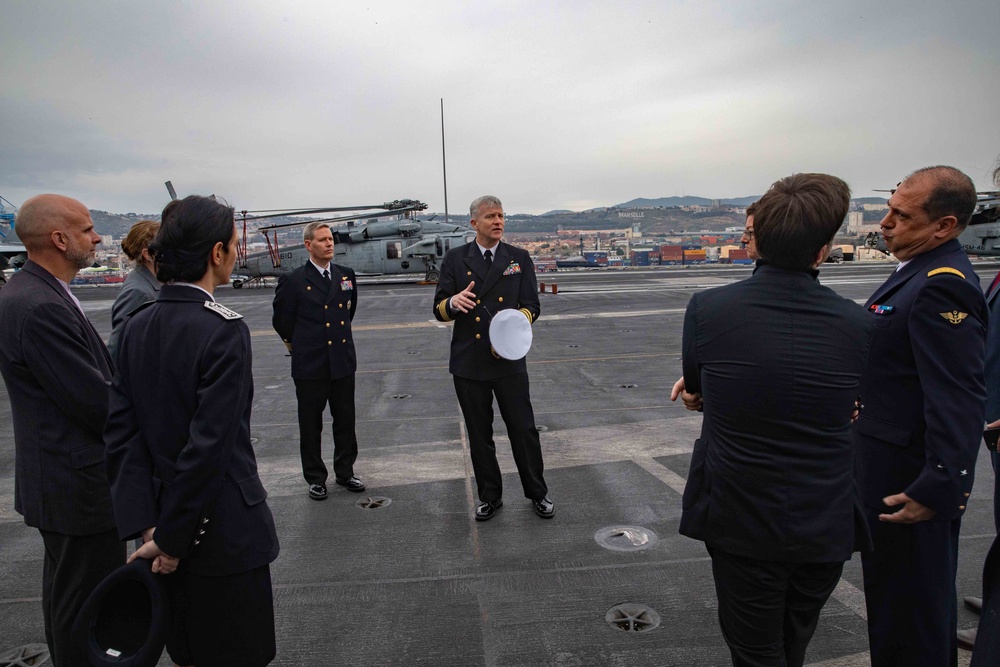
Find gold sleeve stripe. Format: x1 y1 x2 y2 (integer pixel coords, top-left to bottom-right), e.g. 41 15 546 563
436 299 453 322
927 267 966 279
519 307 534 324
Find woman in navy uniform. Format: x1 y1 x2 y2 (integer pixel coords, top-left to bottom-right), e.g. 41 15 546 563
105 195 280 666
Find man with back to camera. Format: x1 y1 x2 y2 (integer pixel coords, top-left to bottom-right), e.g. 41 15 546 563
854 166 986 667
433 195 552 521
671 173 873 666
740 200 759 260
0 194 125 665
273 222 365 500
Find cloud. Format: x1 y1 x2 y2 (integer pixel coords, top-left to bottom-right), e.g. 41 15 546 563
2 0 998 213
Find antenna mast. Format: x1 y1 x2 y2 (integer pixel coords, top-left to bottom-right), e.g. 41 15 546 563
441 98 449 225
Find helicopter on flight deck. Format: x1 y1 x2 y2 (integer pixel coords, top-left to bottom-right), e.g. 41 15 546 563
164 183 474 287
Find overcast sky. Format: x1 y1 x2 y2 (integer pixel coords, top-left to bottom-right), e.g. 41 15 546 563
2 1 998 215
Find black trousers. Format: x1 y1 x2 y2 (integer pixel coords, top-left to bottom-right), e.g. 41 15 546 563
708 547 844 667
294 375 359 484
973 533 1000 666
39 528 125 667
453 373 547 503
861 507 960 667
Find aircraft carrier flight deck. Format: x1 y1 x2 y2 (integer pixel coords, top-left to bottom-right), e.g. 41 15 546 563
1 262 995 666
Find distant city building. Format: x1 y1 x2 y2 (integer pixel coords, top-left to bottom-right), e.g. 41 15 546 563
846 211 879 235
100 234 113 247
862 203 888 211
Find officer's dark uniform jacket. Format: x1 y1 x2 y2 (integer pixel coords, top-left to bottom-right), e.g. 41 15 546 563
104 284 279 577
272 262 357 381
854 239 987 519
432 241 539 379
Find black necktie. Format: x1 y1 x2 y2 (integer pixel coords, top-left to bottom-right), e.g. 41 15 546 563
323 269 331 282
484 249 493 270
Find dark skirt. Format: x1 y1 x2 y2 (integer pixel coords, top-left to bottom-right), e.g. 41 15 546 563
166 564 275 667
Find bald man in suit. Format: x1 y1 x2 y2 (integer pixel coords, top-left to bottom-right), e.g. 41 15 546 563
0 195 125 665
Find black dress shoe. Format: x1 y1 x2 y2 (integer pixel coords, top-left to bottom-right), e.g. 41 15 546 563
335 476 366 492
308 483 328 500
532 496 555 519
475 499 503 521
958 628 977 651
965 596 983 614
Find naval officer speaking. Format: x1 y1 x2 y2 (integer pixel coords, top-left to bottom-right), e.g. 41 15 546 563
433 195 553 522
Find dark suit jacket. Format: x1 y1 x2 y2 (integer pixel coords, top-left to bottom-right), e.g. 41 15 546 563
105 285 279 576
272 262 357 381
107 264 160 360
679 264 873 562
854 239 987 520
0 260 116 535
432 241 540 380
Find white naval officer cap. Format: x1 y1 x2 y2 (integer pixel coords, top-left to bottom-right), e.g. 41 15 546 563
489 309 533 360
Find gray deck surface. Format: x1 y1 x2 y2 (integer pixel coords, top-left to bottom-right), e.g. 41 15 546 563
1 262 994 666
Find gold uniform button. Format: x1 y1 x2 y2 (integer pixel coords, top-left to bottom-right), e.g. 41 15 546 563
475 317 480 322
339 303 343 308
342 339 346 343
476 299 481 305
475 333 481 339
307 286 312 291
965 492 971 497
467 271 472 276
324 305 328 310
498 297 504 303
340 321 345 325
959 505 966 510
327 341 332 345
326 323 330 328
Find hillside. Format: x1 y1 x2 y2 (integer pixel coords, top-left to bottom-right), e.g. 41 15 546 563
616 195 760 208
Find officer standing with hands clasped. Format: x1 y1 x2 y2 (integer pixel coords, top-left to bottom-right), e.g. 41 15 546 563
273 222 365 501
433 195 552 522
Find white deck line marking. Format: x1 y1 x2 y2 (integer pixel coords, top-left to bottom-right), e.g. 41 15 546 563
632 456 687 496
831 577 868 621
